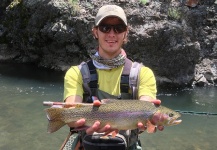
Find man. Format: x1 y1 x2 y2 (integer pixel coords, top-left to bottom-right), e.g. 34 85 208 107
64 4 163 150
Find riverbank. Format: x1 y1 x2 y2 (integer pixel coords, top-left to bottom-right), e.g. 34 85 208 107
0 0 217 87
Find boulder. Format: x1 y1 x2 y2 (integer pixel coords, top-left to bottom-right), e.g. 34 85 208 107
0 0 216 87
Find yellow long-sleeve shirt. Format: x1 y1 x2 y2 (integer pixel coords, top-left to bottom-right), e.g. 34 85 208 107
64 65 157 100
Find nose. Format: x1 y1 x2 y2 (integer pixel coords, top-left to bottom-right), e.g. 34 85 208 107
107 27 116 36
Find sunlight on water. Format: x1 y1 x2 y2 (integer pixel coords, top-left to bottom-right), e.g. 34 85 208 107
0 63 217 150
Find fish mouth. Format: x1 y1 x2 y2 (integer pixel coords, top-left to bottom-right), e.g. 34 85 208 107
169 119 182 126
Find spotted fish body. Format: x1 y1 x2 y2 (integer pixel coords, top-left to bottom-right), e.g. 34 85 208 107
45 99 182 133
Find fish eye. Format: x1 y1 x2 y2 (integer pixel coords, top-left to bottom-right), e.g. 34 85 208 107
169 113 174 117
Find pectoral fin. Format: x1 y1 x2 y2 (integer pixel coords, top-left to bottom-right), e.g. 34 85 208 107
146 120 157 133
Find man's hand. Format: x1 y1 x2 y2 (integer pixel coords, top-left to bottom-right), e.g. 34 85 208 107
138 98 164 133
138 121 164 133
67 100 114 134
81 100 113 134
86 121 112 134
148 99 161 105
67 99 164 134
140 96 161 106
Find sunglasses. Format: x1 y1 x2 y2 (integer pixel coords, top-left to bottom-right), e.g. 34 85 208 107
98 24 127 33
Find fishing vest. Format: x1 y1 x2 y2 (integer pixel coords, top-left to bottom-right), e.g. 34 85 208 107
78 58 143 101
78 58 143 149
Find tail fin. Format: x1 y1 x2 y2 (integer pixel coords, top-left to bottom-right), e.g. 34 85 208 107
47 120 65 133
44 108 66 133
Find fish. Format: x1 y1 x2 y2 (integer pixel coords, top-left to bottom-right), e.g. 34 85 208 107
45 99 182 133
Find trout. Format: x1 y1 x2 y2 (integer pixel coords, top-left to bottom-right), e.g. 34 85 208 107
45 99 182 133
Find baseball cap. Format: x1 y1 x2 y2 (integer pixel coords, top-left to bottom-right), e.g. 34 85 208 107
95 5 127 26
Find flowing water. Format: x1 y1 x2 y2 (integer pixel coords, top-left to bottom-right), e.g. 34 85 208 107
142 87 217 150
0 63 217 150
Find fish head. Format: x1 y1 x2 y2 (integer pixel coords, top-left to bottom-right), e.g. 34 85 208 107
151 107 182 126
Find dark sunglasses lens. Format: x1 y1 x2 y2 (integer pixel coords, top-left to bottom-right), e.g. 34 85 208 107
99 25 126 33
114 25 126 33
99 25 111 33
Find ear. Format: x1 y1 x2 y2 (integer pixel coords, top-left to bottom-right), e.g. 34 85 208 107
92 27 98 39
123 31 128 39
123 28 129 43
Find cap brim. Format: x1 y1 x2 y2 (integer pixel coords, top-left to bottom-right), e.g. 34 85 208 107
95 15 127 26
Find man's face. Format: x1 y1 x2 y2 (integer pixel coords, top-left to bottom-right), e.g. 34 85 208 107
93 17 128 59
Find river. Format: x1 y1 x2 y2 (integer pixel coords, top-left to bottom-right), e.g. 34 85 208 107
0 63 217 150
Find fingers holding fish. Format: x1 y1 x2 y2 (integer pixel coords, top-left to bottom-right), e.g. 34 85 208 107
93 100 101 107
151 99 161 106
85 121 100 134
146 99 161 106
86 121 111 135
137 122 146 134
95 124 111 133
146 120 157 133
139 96 161 106
157 125 164 131
137 122 146 131
138 121 164 133
67 118 86 128
45 100 181 133
65 100 102 134
138 121 156 133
